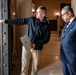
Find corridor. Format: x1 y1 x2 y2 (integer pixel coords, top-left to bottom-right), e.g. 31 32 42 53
11 32 63 75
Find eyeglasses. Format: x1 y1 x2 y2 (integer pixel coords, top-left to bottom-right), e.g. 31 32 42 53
61 11 68 16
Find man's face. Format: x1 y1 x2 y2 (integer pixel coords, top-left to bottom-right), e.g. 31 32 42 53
36 8 45 20
61 10 69 22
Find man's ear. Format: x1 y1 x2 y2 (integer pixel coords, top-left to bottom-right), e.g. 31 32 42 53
68 11 71 17
42 13 45 17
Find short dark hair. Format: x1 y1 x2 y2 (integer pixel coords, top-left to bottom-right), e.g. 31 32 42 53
37 6 47 14
62 6 74 15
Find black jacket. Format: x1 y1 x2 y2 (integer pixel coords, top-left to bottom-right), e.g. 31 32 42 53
5 16 51 50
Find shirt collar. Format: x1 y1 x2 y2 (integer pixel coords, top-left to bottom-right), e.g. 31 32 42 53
69 17 75 24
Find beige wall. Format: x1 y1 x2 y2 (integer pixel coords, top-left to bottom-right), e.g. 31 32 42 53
71 0 76 16
34 0 71 19
10 0 32 56
18 0 32 55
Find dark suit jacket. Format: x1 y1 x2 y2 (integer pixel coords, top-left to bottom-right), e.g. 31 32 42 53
60 18 76 66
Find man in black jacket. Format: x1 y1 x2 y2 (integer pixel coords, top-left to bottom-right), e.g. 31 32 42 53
0 6 50 75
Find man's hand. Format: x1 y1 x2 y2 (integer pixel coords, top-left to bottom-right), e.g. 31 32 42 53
30 43 36 49
30 43 36 52
0 20 5 24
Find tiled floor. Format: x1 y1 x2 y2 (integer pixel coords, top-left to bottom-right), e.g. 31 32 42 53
11 33 63 75
38 61 63 75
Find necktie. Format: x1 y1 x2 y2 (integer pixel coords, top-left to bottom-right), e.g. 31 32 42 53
62 21 70 37
64 21 70 32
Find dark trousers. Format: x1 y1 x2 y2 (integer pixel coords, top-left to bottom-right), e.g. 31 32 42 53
62 63 76 75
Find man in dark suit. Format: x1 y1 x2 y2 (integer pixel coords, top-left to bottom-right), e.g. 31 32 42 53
60 6 76 75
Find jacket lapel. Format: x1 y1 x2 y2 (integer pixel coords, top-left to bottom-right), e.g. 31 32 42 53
62 18 76 39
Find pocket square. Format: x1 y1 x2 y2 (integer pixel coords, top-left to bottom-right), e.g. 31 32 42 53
70 29 72 31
